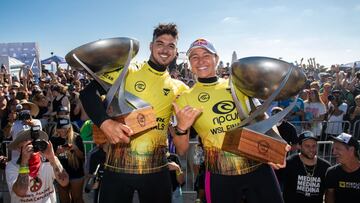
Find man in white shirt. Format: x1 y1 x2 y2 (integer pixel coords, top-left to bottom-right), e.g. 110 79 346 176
6 128 69 203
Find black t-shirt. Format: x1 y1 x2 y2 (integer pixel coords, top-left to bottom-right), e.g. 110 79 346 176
277 154 331 203
324 164 360 203
50 134 85 179
167 153 184 192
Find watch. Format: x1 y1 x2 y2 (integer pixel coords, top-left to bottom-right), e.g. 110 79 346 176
174 126 188 136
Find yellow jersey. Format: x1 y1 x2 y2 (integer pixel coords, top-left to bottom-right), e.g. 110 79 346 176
99 62 188 174
176 78 261 175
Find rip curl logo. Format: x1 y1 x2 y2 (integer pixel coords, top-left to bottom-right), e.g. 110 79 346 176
212 100 235 114
257 140 270 154
137 113 146 127
198 92 210 102
135 81 146 92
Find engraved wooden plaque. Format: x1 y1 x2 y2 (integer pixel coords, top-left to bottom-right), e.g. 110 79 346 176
92 106 157 144
222 127 288 164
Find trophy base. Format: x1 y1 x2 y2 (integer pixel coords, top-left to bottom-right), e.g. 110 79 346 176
222 127 287 164
92 106 157 144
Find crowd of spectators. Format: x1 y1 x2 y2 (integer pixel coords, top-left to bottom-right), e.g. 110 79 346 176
0 57 359 202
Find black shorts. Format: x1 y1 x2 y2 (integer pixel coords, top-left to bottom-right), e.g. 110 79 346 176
209 164 284 203
99 169 172 203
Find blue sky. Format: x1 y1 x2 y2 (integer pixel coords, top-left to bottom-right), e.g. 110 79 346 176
1 0 359 67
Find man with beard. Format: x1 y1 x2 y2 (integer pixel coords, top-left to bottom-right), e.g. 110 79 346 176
324 132 360 203
277 131 331 203
80 23 188 202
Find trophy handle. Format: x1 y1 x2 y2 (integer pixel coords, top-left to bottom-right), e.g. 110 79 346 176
72 53 109 91
246 95 298 134
105 40 134 115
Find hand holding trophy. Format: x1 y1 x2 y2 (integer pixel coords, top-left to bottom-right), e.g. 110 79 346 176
66 38 156 144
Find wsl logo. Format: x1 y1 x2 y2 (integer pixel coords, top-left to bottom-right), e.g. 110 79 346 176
212 100 238 126
198 92 210 102
135 81 146 92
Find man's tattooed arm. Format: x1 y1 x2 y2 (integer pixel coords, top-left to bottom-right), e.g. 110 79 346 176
12 173 29 197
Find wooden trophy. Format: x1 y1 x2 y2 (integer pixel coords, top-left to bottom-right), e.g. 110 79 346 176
222 57 306 164
66 38 157 144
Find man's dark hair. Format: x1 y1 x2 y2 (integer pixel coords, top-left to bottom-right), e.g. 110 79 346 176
152 23 178 41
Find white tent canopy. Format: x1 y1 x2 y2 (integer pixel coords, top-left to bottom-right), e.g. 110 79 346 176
0 55 25 76
9 56 25 67
0 55 25 68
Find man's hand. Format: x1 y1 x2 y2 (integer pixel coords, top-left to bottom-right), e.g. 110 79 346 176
100 119 133 144
268 144 291 170
172 102 202 131
42 141 56 162
168 161 181 171
23 119 35 126
20 141 33 166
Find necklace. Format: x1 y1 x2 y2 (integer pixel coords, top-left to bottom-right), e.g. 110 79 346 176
300 154 317 177
302 162 317 177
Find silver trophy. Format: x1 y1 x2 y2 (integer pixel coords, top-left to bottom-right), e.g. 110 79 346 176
222 56 306 164
65 37 156 144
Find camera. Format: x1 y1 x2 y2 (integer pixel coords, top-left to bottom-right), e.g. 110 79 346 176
18 110 31 121
31 126 47 152
328 95 335 101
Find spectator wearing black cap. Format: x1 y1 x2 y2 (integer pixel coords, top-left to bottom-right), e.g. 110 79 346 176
324 132 360 203
50 116 85 203
277 131 331 203
45 106 80 137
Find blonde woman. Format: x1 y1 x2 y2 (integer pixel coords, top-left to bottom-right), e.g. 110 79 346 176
50 116 85 203
304 88 326 136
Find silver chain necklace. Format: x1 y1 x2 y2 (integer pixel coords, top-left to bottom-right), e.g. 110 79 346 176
300 155 317 177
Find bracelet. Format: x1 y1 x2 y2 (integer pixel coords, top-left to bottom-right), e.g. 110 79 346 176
175 126 188 136
176 170 183 176
19 166 30 174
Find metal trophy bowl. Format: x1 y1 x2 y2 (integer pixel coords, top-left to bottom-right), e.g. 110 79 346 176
66 37 156 144
231 56 306 101
222 56 306 164
65 37 139 76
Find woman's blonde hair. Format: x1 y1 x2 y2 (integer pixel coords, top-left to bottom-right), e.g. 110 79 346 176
58 125 81 170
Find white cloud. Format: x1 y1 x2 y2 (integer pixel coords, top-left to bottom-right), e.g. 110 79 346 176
221 17 240 24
